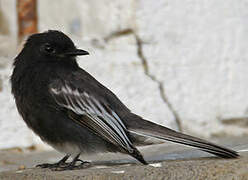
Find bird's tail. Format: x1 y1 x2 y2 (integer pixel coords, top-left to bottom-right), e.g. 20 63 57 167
127 115 239 158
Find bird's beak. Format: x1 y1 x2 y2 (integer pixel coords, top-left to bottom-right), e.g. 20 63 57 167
64 49 89 56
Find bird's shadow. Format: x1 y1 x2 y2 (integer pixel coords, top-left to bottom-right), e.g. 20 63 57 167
89 150 220 168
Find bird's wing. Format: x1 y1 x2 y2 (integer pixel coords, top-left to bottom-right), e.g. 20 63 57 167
49 81 134 154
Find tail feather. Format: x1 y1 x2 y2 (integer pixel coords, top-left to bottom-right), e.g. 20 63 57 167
127 117 239 158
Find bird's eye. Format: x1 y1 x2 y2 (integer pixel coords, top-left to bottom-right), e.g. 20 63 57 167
43 43 55 54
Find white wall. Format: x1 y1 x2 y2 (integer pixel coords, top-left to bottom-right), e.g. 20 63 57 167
0 0 247 149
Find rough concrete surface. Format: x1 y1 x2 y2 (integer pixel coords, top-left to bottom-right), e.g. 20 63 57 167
0 138 247 180
2 157 248 180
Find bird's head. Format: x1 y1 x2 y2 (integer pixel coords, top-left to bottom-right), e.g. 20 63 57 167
15 30 89 65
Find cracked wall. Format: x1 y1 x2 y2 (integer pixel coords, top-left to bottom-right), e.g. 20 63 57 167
135 0 248 137
105 29 182 131
0 0 248 149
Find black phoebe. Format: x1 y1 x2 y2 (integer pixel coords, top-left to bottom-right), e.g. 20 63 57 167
11 30 239 170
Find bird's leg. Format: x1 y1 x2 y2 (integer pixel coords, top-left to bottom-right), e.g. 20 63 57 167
52 153 91 171
36 154 70 168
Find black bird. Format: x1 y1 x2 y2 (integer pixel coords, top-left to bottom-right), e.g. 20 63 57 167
11 30 239 170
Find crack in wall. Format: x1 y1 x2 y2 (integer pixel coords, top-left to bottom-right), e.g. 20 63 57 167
105 29 183 132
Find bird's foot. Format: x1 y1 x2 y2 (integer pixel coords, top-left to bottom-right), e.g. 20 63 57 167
36 153 91 171
51 160 91 171
36 154 70 169
36 162 69 168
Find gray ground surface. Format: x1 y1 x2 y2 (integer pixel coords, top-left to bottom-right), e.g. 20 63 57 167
0 137 247 180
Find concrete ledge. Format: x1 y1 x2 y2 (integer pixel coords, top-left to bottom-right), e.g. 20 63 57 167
0 153 247 180
0 138 248 180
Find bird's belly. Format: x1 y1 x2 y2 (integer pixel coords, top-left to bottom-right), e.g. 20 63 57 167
18 106 119 156
47 141 81 157
33 113 119 156
44 134 116 157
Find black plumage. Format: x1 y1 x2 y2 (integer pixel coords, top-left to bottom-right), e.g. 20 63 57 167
11 30 239 170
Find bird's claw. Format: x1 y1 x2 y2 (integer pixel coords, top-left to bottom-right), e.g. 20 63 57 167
50 161 91 171
36 160 91 171
36 162 69 168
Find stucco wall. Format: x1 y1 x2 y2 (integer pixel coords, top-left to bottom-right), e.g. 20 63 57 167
0 0 247 149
